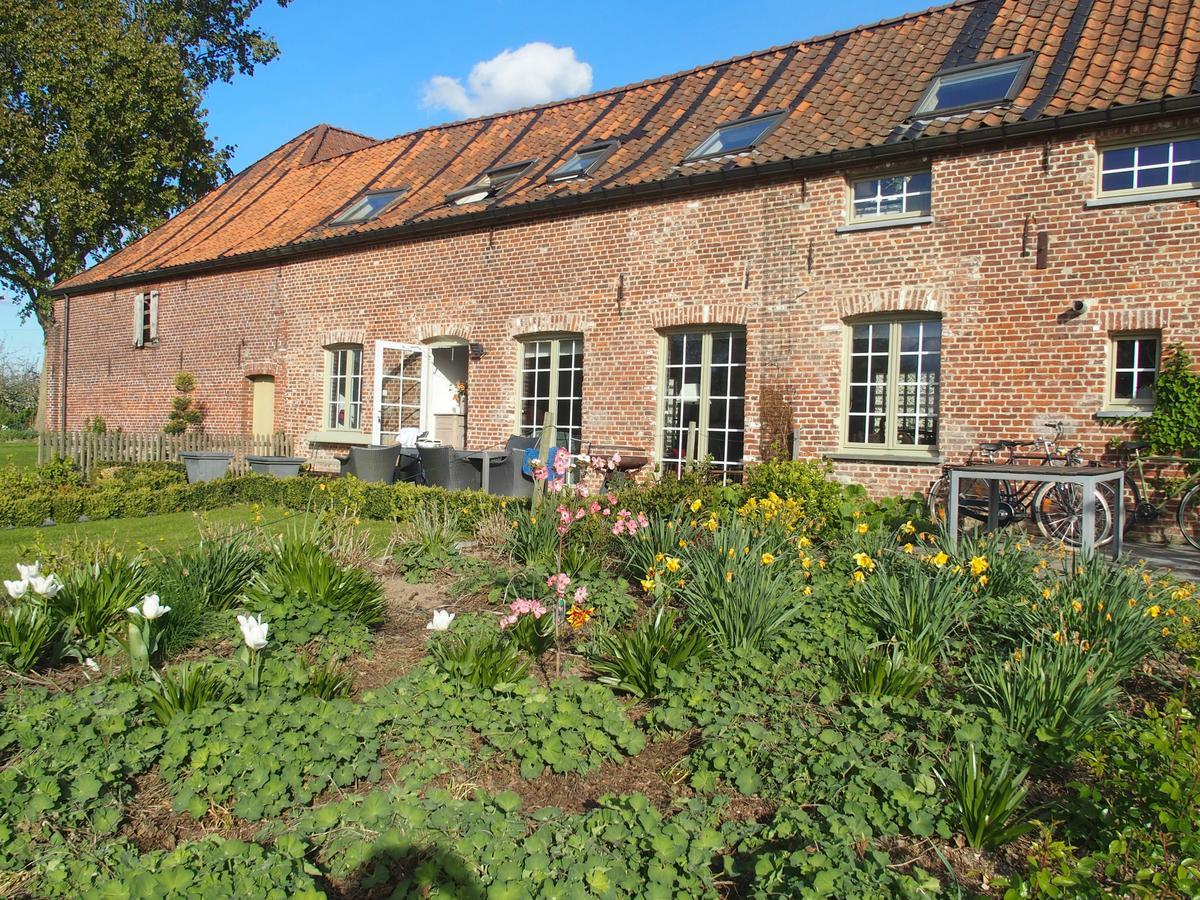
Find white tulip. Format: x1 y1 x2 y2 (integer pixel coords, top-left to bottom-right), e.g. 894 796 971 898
29 574 63 599
127 593 170 620
425 609 455 631
238 614 270 650
16 562 40 580
84 658 100 673
4 579 28 600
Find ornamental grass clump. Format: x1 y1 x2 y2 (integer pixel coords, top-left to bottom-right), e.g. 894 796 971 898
589 603 711 698
391 503 462 580
943 744 1034 850
680 521 799 653
428 626 529 690
856 557 968 664
835 641 932 700
54 553 151 653
0 603 67 672
305 657 355 700
969 638 1119 764
145 662 233 725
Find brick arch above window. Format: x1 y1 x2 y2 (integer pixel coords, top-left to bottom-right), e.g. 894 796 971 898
415 322 474 342
836 288 942 321
317 328 365 349
509 313 590 338
650 303 750 330
1100 307 1172 332
242 359 281 379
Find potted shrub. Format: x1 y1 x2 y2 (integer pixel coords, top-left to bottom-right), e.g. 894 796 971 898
177 451 234 483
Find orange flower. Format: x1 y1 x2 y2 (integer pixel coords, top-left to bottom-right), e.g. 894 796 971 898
566 605 594 629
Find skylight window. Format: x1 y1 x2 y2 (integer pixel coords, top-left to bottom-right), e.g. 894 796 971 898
549 141 619 181
685 112 784 162
447 160 535 206
330 189 406 225
913 56 1031 117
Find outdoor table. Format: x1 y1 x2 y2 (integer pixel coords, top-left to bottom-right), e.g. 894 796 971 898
946 464 1125 560
458 450 507 494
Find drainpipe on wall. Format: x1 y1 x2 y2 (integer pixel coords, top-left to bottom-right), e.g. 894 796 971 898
60 294 69 433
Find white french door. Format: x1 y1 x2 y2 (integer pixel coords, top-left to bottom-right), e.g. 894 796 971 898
373 341 429 445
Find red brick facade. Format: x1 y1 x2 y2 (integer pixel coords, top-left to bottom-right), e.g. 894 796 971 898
45 115 1200 493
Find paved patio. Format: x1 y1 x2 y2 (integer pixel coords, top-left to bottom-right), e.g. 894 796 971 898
1126 541 1200 582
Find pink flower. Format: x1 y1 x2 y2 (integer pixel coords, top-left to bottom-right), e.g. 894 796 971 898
547 480 565 493
573 585 589 605
602 507 612 517
574 508 585 521
607 493 617 505
610 452 622 469
611 523 624 536
637 512 649 528
546 573 571 596
588 501 601 515
553 450 571 475
532 463 548 481
575 483 591 498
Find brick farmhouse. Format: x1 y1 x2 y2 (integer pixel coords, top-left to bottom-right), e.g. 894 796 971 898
48 0 1200 492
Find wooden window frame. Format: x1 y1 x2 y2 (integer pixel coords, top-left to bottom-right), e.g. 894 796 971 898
514 333 584 452
840 315 942 458
1106 331 1161 411
847 169 934 225
1095 133 1200 200
323 343 364 432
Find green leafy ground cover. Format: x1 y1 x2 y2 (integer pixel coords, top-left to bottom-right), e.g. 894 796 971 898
0 459 1198 898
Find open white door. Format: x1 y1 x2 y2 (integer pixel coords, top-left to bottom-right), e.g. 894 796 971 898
373 341 429 444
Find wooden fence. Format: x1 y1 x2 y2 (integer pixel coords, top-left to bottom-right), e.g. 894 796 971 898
38 431 295 479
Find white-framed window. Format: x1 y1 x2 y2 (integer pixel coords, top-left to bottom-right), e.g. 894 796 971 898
850 171 932 222
1098 136 1200 196
132 291 158 348
843 317 941 451
325 344 363 431
1109 332 1160 408
518 335 583 452
659 328 746 477
330 188 406 226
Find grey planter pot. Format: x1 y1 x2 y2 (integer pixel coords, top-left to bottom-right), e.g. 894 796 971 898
246 455 306 478
178 451 234 483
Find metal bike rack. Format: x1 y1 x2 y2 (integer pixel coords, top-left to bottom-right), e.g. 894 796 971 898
947 464 1125 560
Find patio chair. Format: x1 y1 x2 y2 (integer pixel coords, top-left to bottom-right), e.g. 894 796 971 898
417 445 481 491
339 433 425 484
485 434 541 498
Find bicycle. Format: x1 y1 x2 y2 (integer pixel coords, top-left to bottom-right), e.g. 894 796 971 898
928 421 1114 548
1115 441 1200 551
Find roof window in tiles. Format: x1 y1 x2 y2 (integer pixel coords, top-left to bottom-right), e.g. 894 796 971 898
447 160 535 205
684 111 784 162
913 56 1031 117
549 141 620 181
329 189 406 225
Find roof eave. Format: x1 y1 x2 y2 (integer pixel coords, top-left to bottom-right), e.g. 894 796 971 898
51 94 1200 298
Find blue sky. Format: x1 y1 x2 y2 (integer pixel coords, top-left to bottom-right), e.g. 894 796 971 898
2 0 922 361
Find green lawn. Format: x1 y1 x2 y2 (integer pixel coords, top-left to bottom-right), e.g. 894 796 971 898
0 504 394 574
0 438 38 470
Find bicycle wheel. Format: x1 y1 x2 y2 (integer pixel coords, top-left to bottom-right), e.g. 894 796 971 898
1177 484 1200 551
1033 481 1113 548
929 475 1008 531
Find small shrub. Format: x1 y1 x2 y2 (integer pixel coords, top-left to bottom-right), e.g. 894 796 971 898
427 628 529 690
305 658 354 700
145 663 233 725
391 503 461 581
503 506 559 568
969 639 1119 763
943 744 1034 850
835 641 931 700
742 459 845 535
856 558 968 663
163 371 206 435
589 604 711 698
498 598 555 659
53 554 152 653
0 603 68 672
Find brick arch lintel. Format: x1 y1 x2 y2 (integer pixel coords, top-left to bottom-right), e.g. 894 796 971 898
650 303 750 330
510 313 591 338
318 328 366 348
242 359 280 379
1099 307 1172 332
415 322 474 342
836 288 943 320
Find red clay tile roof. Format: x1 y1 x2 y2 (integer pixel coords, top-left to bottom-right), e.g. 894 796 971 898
58 0 1200 292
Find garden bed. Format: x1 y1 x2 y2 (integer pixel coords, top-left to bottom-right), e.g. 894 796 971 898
0 458 1197 898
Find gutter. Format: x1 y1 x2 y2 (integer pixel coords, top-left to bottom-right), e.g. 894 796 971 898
49 94 1200 297
60 295 69 431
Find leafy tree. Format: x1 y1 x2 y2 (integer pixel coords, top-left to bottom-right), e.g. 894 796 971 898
0 0 288 334
0 339 39 428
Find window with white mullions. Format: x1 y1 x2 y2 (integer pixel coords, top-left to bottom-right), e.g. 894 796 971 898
326 345 363 431
518 336 584 452
660 329 746 477
844 319 940 451
1111 333 1159 407
851 171 931 221
1100 138 1200 195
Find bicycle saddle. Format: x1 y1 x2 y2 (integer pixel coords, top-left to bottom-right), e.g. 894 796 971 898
1120 441 1150 451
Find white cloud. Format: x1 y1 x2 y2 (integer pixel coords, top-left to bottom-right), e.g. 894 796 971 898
422 42 593 118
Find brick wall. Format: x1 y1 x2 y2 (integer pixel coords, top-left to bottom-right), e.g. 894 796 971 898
46 115 1200 494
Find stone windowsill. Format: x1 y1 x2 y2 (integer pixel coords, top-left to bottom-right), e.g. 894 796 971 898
835 215 934 234
1094 408 1153 419
305 430 372 446
1084 188 1200 209
824 450 944 466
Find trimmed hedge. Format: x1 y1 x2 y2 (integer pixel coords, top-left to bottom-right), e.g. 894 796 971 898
0 469 515 529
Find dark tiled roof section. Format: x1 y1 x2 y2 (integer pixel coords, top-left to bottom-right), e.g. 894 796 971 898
60 0 1200 291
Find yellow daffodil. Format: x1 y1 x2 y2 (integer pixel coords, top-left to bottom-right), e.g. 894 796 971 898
978 575 988 587
969 556 989 577
798 536 812 548
902 543 915 554
678 539 688 549
930 551 949 568
855 522 869 534
761 553 775 566
1042 588 1053 599
706 518 718 533
1163 626 1171 636
1052 630 1063 643
690 498 703 512
640 578 655 592
803 586 812 595
1148 605 1161 618
724 571 733 582
900 520 917 535
852 570 865 583
665 557 681 573
1072 600 1082 613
